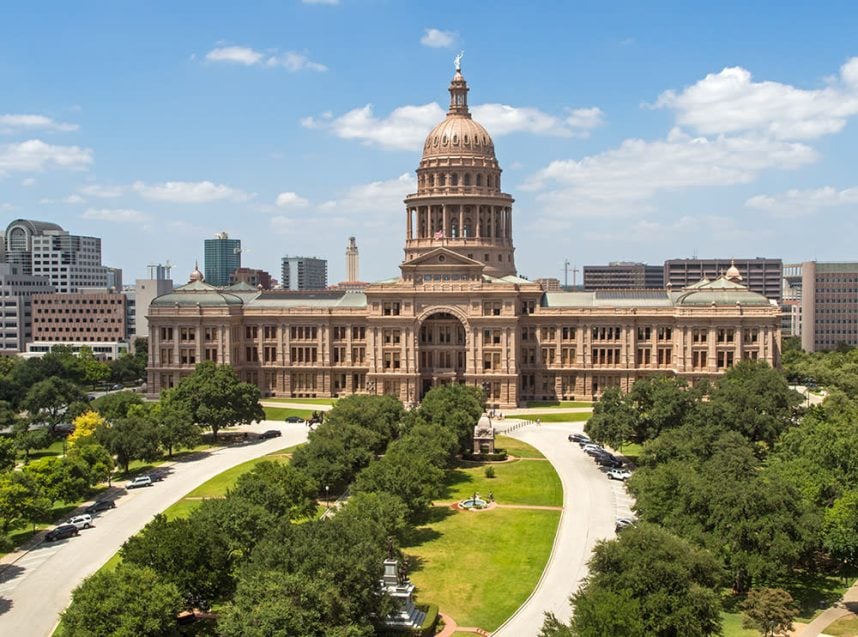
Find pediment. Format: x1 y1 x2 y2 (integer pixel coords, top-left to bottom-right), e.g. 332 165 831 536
401 247 486 271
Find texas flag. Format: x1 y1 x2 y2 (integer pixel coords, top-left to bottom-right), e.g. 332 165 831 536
434 230 444 239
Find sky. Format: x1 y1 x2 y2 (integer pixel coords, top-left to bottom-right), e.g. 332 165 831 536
2 0 858 286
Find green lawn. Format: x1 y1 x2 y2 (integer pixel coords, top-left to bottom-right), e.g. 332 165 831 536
496 435 545 458
262 406 315 421
264 397 337 405
162 447 297 519
525 400 593 409
826 616 858 636
517 412 590 423
405 506 559 631
445 458 562 507
720 611 758 637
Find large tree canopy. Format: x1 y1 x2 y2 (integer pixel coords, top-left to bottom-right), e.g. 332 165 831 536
168 361 264 441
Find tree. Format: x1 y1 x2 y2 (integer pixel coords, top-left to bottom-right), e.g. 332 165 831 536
168 362 263 441
91 391 144 421
23 455 90 506
626 375 698 441
120 512 234 602
150 392 200 458
192 497 274 560
567 524 723 637
0 435 16 472
67 410 105 447
585 387 636 449
323 394 404 452
11 419 51 464
740 587 798 637
22 377 84 435
230 461 317 521
545 587 645 637
60 563 183 637
417 384 483 451
67 440 115 486
95 415 161 472
822 490 858 571
290 422 377 492
0 471 49 534
696 361 801 446
77 346 110 386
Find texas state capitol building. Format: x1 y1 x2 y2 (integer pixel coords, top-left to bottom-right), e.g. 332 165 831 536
146 65 782 407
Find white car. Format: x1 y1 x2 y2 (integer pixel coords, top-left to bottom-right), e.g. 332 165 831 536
66 514 93 530
607 468 632 481
126 475 153 489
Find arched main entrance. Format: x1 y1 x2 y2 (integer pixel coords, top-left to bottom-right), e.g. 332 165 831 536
418 311 468 399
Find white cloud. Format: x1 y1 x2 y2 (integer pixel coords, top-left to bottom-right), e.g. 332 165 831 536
20 177 35 187
132 180 252 203
82 208 150 223
745 186 858 217
319 173 415 214
205 45 326 72
523 128 816 217
205 46 263 65
0 139 92 175
303 103 444 151
304 101 603 150
266 52 327 72
79 183 125 198
653 56 858 140
421 28 456 49
64 194 85 204
275 192 309 208
0 114 78 134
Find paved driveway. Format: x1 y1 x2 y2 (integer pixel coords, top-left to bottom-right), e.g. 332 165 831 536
493 421 631 636
0 420 309 637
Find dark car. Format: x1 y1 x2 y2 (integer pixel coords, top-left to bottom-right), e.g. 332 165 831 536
148 470 166 482
45 524 79 542
84 499 116 515
568 433 590 444
259 429 282 439
284 416 305 423
595 452 624 468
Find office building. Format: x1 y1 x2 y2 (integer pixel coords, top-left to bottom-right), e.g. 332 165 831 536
4 219 113 292
204 232 241 287
229 268 274 290
134 264 174 341
31 290 128 344
800 261 858 352
0 263 55 353
583 263 664 290
281 256 328 291
147 65 781 406
664 258 783 302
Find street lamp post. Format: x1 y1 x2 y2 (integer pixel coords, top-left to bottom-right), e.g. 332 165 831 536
325 485 330 510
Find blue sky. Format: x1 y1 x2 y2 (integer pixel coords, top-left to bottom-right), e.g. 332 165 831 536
2 0 858 285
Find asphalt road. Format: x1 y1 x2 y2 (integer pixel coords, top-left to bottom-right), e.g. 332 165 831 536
0 420 309 637
493 421 634 637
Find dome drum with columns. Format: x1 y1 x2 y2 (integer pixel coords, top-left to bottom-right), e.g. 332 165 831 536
403 68 516 277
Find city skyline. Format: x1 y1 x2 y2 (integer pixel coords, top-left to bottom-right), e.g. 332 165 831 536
2 1 858 283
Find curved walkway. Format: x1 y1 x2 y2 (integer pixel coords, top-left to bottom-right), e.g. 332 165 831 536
794 578 858 637
491 421 627 637
0 420 309 637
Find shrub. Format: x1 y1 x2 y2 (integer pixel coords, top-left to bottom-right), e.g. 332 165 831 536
485 466 496 479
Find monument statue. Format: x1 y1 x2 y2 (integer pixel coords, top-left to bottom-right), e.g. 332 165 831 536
454 50 464 72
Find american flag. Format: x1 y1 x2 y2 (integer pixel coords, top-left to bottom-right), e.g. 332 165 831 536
434 230 444 239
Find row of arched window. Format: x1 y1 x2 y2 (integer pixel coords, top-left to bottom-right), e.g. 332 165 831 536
419 171 500 190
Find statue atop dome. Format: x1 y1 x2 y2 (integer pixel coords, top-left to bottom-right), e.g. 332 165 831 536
454 50 464 72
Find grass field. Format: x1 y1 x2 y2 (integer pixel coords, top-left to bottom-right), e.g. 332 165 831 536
445 458 562 507
496 435 545 459
525 400 593 409
826 616 858 636
405 506 560 631
162 447 297 520
262 406 315 421
517 412 590 423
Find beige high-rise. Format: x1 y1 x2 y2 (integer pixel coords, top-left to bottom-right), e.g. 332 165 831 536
146 66 782 407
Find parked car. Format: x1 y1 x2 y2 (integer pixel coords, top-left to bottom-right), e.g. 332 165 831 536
66 514 93 530
595 453 624 468
607 468 632 481
568 433 590 444
127 475 153 489
581 443 603 454
259 429 283 439
615 517 636 532
45 524 79 542
148 470 166 482
284 416 305 423
85 499 116 515
111 383 124 391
